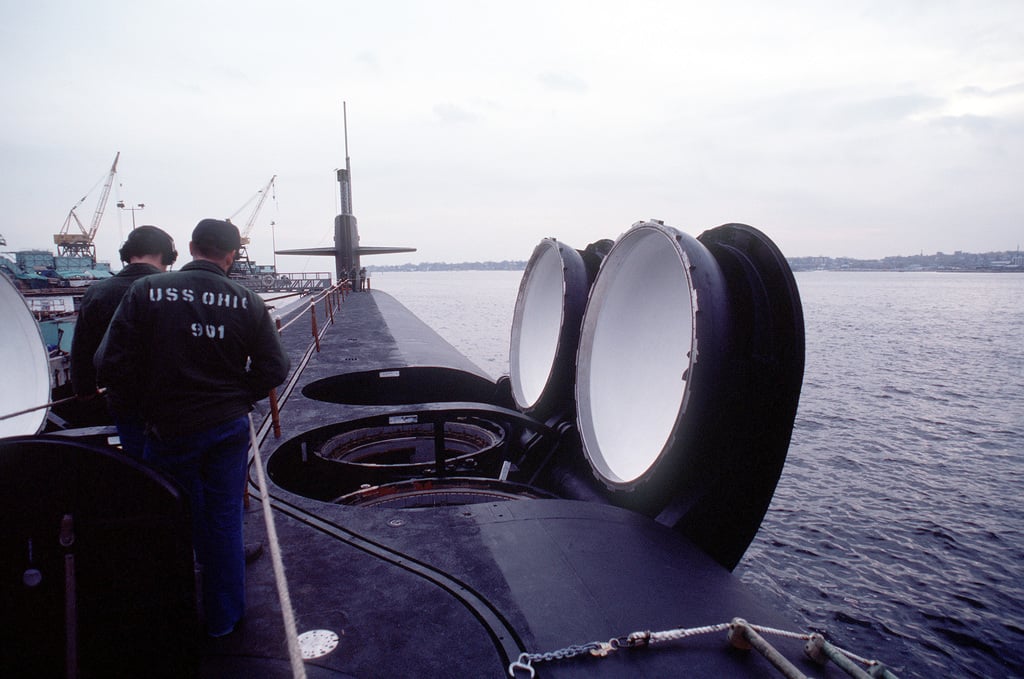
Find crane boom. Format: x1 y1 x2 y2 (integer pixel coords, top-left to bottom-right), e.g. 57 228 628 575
228 175 276 246
87 152 120 240
54 152 120 263
226 175 276 277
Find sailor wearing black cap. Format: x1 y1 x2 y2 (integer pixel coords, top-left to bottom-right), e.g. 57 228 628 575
96 218 289 637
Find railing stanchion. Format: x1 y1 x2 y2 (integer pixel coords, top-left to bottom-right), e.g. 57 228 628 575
310 301 320 352
269 388 282 439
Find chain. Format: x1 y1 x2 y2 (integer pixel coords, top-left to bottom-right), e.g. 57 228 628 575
508 627 693 677
507 620 888 678
509 642 604 678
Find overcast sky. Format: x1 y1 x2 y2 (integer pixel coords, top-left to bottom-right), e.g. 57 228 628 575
1 0 1022 271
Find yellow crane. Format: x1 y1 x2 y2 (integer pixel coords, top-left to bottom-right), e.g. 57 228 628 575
227 174 276 275
54 152 120 264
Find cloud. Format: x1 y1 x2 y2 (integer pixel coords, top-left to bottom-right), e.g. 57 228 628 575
928 81 1024 125
958 81 1024 98
995 82 1024 97
929 114 997 134
537 71 588 93
3 2 1023 263
838 94 945 126
432 103 481 125
355 51 380 71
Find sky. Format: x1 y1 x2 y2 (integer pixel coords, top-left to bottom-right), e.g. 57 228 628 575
1 0 1022 271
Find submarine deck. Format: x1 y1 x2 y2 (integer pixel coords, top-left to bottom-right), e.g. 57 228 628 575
202 289 845 678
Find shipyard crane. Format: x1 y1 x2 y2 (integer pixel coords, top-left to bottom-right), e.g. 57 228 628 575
54 152 120 265
227 174 276 275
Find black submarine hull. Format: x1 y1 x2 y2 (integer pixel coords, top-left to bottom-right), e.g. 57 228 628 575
0 223 886 678
223 277 823 678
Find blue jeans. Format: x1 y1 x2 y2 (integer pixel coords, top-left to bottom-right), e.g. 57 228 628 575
144 416 250 636
113 415 146 459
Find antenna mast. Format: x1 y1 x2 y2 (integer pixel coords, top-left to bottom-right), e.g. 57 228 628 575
338 102 353 215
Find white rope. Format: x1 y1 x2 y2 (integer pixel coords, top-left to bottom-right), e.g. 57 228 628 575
748 623 812 642
276 306 312 333
649 622 731 644
0 389 105 422
247 414 307 679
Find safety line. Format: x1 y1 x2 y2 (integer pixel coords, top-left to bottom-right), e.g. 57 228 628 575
0 390 100 422
247 414 307 679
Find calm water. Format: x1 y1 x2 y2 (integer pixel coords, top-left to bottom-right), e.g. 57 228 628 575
374 270 1024 678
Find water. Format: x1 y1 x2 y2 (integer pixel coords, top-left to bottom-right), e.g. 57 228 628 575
374 270 1024 678
370 270 521 379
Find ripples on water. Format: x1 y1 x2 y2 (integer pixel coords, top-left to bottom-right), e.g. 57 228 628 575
376 270 1024 678
743 272 1024 678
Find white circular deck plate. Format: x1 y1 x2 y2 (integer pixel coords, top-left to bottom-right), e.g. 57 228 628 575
298 628 339 659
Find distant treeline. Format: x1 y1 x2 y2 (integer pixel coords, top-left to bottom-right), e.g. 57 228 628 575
788 249 1023 272
367 249 1023 273
367 260 526 272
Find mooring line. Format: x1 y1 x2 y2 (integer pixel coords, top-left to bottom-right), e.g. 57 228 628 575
0 390 102 422
247 414 307 679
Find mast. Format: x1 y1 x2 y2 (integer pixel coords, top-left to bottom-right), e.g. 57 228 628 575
338 102 353 216
334 101 357 277
275 102 415 281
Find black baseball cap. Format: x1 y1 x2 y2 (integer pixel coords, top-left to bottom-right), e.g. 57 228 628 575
191 218 242 254
119 225 177 265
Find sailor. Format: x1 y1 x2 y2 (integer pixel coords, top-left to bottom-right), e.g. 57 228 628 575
71 225 178 458
96 218 290 637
